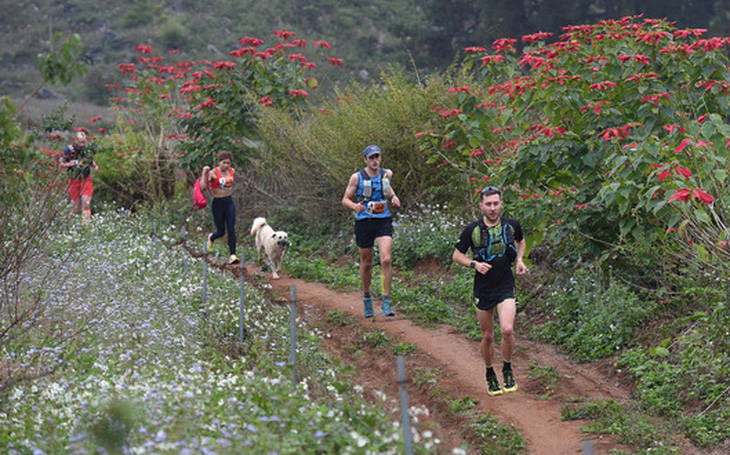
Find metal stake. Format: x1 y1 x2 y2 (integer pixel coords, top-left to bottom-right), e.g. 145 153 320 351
397 356 413 455
202 238 208 307
289 284 297 383
239 253 246 342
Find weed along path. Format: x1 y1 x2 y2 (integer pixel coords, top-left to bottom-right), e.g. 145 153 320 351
264 272 631 455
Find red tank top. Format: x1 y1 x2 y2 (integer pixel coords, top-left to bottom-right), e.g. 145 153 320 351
210 167 234 190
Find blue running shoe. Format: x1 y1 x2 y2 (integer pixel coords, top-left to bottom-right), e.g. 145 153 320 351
363 297 374 318
380 298 395 316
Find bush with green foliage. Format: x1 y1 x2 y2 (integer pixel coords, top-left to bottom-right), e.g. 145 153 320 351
0 97 27 167
253 70 461 224
392 203 463 269
0 209 442 453
419 16 730 282
616 298 730 447
620 348 683 417
536 269 657 361
562 398 679 452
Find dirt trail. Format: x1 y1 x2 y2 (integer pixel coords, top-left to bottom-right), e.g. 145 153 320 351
260 270 631 455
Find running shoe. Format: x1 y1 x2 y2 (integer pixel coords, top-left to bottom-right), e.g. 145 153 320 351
486 373 503 396
228 254 240 264
380 298 395 317
503 369 518 393
363 297 374 318
207 233 214 251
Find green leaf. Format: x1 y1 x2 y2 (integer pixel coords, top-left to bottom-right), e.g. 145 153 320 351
701 62 715 79
713 169 727 183
649 346 670 357
694 208 711 224
694 243 709 262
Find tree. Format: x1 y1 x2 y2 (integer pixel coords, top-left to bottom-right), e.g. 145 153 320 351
421 16 729 280
107 31 342 206
20 32 87 111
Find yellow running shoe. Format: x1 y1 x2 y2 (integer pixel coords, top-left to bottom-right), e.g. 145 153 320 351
486 373 503 396
503 369 518 393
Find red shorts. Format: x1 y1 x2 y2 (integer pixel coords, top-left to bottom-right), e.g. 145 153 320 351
67 177 93 201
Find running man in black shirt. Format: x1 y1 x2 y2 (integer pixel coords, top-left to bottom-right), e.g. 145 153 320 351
453 186 527 396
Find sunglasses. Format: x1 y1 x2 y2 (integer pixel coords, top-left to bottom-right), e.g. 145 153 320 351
480 185 501 195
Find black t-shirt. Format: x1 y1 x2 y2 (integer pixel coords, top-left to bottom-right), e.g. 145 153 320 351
62 144 92 179
455 217 523 299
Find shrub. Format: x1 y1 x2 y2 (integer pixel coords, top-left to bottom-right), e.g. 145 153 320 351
254 70 462 225
537 269 657 360
681 407 730 448
419 16 730 283
392 203 464 269
619 349 682 418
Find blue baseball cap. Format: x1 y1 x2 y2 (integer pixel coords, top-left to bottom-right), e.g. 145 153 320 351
363 145 381 158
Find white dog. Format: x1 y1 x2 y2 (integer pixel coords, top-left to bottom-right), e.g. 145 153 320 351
250 217 288 279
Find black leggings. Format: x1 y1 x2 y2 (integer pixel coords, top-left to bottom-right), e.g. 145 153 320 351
210 196 236 255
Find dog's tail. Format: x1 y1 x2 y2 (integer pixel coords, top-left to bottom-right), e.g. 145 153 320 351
250 217 268 236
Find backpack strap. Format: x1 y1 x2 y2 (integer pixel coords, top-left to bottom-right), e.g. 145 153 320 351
66 144 77 160
358 168 387 202
471 218 487 248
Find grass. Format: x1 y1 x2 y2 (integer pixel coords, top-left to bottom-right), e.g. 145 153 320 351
562 398 681 454
527 360 560 400
392 342 417 356
0 207 443 452
533 268 657 361
325 309 358 326
278 207 729 453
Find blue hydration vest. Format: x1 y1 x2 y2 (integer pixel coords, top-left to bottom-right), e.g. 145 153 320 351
355 168 391 220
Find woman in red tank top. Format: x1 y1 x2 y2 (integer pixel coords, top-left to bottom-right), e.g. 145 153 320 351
200 151 239 264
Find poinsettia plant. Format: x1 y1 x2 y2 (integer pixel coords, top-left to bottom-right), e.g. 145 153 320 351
111 31 340 176
419 16 729 273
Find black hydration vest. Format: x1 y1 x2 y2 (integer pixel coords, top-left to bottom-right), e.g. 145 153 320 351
472 218 517 263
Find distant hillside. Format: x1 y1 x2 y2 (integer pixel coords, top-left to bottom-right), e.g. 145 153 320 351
2 0 727 105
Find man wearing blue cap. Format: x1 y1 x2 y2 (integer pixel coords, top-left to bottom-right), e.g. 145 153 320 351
342 145 401 317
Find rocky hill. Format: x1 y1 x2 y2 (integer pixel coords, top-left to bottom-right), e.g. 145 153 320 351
2 0 726 104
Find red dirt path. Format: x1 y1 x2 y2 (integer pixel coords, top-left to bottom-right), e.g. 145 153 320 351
260 268 631 455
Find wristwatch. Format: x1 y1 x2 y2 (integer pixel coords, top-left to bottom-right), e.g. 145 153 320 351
469 261 476 268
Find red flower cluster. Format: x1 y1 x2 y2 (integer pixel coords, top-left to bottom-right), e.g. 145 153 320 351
119 63 136 74
325 57 343 67
669 189 714 204
522 31 553 43
273 29 296 41
447 86 473 94
492 38 517 53
289 90 308 98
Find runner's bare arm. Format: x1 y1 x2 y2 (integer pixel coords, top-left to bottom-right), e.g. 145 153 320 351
200 166 210 191
515 238 527 275
386 169 400 208
342 173 365 213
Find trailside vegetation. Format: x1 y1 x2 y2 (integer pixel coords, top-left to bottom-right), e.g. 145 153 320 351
2 14 730 453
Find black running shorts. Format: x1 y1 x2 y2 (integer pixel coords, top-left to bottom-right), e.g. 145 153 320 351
473 290 515 311
355 217 393 248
